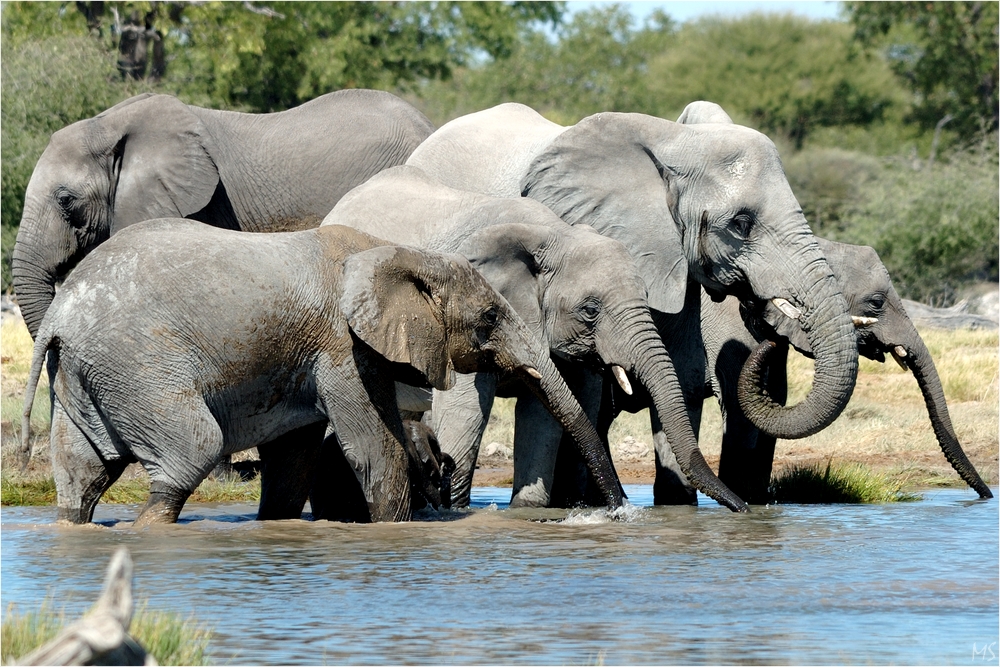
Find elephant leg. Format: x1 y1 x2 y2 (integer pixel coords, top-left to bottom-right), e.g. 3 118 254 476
431 372 497 508
131 399 224 528
257 421 327 521
318 350 412 523
309 430 372 523
717 340 786 504
49 400 130 524
512 362 604 508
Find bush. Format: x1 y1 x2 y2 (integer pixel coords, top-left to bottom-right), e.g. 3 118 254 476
770 461 921 503
836 135 999 305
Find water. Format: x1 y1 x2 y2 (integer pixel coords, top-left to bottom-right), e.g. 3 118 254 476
2 486 997 665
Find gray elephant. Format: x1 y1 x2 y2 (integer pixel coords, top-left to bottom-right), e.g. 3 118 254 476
701 238 993 502
12 89 435 339
20 220 622 526
321 165 746 511
407 102 859 504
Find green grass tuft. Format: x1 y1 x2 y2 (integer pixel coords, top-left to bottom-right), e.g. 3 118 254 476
770 461 922 504
1 601 212 666
0 471 56 506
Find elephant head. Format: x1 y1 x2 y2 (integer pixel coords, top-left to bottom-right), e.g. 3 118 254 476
759 238 993 498
12 94 221 337
519 106 858 440
338 239 625 509
453 217 746 510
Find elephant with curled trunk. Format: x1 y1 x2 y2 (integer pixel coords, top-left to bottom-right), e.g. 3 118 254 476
406 102 859 505
21 221 622 526
702 238 994 502
321 165 746 511
12 89 435 339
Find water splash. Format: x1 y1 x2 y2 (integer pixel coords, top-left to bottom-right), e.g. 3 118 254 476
561 501 646 525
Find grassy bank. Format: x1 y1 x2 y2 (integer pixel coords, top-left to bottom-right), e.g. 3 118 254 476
3 316 997 505
1 601 212 665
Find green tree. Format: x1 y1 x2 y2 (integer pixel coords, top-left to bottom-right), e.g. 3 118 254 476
416 4 672 125
1 2 564 111
646 13 907 146
846 1 999 137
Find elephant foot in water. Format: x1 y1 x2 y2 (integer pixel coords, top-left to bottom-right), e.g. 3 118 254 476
133 482 191 528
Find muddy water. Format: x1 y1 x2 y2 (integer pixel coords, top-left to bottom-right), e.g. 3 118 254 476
2 486 997 665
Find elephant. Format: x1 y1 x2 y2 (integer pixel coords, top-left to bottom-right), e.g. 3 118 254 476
20 219 622 526
406 102 859 504
12 89 436 339
258 419 455 522
320 165 746 511
700 237 994 502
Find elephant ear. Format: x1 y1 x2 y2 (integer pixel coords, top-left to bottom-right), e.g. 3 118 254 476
520 112 688 314
341 245 455 391
109 95 219 229
454 222 549 339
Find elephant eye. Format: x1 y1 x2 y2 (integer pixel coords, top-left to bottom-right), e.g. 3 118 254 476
578 300 600 322
55 189 86 228
481 307 498 327
867 293 886 311
731 211 755 239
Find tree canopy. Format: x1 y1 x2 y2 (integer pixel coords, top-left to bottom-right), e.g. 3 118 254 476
2 1 996 304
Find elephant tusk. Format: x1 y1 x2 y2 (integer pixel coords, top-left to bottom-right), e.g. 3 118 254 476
612 365 633 396
890 345 908 370
852 315 879 327
772 297 802 320
525 367 543 380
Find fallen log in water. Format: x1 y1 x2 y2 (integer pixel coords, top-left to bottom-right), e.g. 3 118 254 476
15 547 156 666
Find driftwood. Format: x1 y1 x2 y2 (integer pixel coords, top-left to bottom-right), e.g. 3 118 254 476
903 296 999 331
16 548 156 666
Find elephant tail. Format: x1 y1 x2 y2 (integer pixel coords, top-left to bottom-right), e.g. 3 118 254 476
20 325 57 471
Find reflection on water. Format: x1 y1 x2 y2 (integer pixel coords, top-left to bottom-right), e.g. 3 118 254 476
2 486 997 665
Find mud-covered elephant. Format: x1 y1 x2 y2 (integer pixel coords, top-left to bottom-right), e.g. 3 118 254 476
701 238 994 502
407 102 859 505
21 220 622 526
12 89 435 338
321 165 746 510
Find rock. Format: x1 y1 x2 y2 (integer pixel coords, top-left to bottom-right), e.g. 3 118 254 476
614 436 651 463
1 294 22 326
483 442 512 459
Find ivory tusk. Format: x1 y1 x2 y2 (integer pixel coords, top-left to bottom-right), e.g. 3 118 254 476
890 345 908 370
612 365 633 396
525 367 542 380
851 315 879 327
772 297 802 320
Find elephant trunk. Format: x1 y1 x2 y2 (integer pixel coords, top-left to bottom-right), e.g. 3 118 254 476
11 234 59 339
495 318 625 509
11 204 77 339
738 237 858 439
612 313 748 512
897 328 993 498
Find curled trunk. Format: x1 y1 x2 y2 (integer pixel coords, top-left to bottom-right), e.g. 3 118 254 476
738 252 858 439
